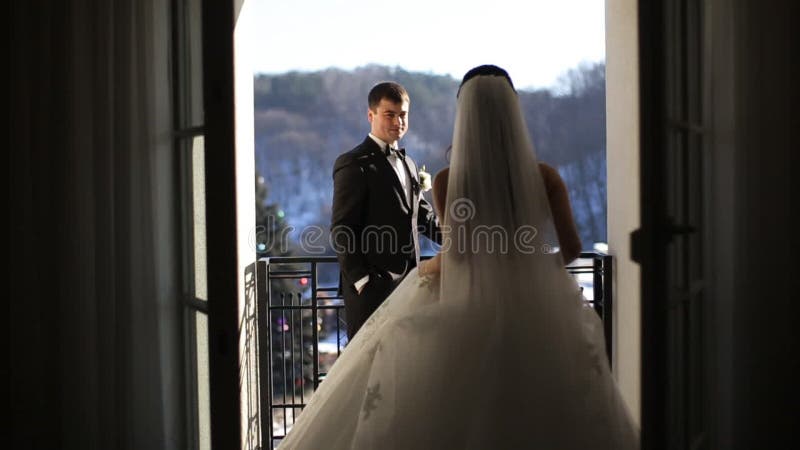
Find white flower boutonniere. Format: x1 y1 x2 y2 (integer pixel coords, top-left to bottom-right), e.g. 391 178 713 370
418 165 432 192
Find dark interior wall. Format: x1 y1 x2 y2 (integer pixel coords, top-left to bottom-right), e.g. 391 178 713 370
706 0 737 447
707 0 800 447
729 0 799 446
641 0 798 446
9 1 184 448
10 3 64 447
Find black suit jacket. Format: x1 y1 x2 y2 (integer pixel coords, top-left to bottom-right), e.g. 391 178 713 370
331 136 440 289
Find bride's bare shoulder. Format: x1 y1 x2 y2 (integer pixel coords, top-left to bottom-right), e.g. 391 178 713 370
537 162 559 180
433 168 449 217
434 167 449 188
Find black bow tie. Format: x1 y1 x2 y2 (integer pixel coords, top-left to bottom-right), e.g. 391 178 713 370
385 146 406 160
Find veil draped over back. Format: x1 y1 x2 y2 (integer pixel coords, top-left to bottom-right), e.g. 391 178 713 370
427 75 637 448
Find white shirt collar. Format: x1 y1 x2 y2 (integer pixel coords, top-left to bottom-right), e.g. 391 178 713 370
369 133 397 151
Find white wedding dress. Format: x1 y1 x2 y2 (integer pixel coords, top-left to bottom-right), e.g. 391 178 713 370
278 74 639 449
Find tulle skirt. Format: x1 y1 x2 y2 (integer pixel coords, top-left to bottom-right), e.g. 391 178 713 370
277 267 639 449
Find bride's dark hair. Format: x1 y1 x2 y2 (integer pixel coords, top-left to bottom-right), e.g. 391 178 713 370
457 64 515 96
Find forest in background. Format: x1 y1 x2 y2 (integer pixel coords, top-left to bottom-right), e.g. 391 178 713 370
254 62 607 258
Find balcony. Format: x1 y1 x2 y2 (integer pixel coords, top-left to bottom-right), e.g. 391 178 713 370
248 253 613 449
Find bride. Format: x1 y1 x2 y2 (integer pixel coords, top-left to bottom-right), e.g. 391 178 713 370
277 65 639 449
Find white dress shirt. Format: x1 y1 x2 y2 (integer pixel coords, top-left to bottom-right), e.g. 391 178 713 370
369 134 410 204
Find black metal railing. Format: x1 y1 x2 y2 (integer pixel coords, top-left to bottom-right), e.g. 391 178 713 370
256 253 613 448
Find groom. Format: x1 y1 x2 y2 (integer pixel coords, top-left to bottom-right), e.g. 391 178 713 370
331 81 440 339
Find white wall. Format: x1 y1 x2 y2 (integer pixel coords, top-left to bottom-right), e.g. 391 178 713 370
234 0 259 447
605 0 641 425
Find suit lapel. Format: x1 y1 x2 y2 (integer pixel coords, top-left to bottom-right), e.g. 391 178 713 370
363 137 413 211
405 156 421 265
405 157 419 211
399 156 418 212
405 158 418 183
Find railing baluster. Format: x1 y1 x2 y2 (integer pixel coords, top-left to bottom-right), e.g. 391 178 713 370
257 260 273 447
297 293 306 404
336 307 342 357
311 262 320 390
290 292 297 426
281 292 288 438
602 255 614 365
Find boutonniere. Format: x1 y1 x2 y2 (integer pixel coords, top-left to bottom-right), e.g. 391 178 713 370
418 165 432 192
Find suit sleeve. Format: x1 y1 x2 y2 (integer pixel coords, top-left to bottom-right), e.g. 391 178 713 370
331 157 370 285
417 197 441 244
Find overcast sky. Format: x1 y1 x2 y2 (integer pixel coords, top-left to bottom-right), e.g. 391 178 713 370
247 0 605 91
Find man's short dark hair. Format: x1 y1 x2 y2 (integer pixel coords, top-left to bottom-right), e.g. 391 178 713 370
368 82 410 110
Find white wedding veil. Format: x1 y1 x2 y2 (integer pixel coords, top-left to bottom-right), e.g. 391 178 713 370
442 70 562 279
440 70 573 324
429 70 638 448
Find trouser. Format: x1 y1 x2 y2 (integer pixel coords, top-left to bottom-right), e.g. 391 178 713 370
342 271 403 340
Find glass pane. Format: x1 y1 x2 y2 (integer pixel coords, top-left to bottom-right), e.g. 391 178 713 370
177 0 204 127
192 135 208 301
195 311 211 450
187 0 203 126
